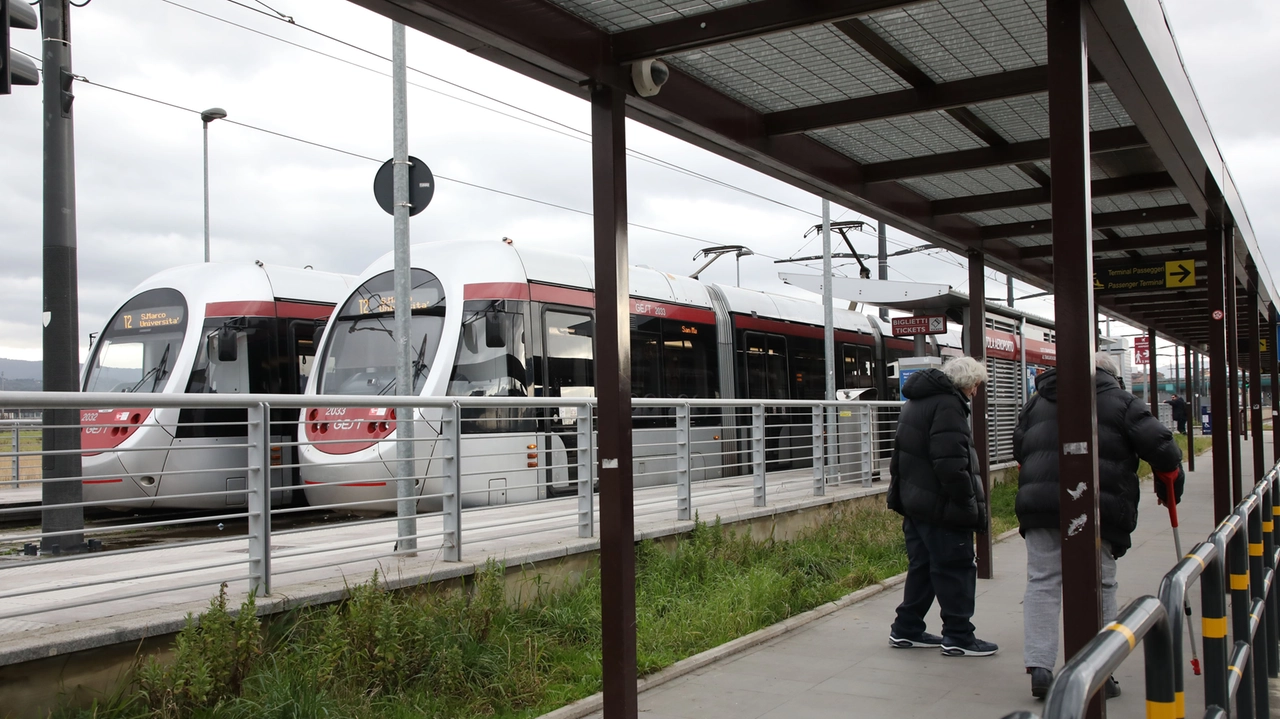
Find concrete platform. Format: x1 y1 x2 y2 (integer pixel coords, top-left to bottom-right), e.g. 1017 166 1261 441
570 435 1276 719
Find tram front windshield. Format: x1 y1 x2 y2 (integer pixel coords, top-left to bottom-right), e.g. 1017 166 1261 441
83 288 189 393
318 269 446 396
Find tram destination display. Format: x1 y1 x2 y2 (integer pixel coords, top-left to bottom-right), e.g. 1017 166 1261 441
113 305 184 332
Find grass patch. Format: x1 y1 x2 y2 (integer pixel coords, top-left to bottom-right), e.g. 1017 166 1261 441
60 503 944 719
1137 433 1212 480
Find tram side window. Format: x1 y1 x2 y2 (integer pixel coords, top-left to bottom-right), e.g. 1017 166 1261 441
841 343 875 390
449 300 531 433
738 331 788 400
661 321 717 399
289 320 319 394
543 310 594 398
186 319 272 394
631 316 662 399
788 335 825 400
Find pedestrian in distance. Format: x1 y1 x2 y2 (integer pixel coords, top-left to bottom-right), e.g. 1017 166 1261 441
887 356 998 657
1165 393 1189 435
1013 352 1184 699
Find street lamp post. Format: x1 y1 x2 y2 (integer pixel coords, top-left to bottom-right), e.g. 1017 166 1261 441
201 107 227 263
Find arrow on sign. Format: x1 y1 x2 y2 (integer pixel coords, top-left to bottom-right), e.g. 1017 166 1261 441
1171 263 1191 284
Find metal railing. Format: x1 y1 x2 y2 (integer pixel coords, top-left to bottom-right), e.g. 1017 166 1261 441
1003 461 1280 719
0 419 40 488
0 391 903 626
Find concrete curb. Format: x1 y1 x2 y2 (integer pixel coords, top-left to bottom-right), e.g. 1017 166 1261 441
535 524 1022 719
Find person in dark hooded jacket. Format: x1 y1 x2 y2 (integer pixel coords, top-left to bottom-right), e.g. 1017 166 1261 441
887 356 998 657
1014 352 1184 699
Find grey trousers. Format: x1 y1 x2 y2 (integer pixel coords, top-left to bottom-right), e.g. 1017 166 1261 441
1023 527 1118 670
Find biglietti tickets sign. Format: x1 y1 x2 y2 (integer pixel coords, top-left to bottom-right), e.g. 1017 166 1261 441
891 315 947 336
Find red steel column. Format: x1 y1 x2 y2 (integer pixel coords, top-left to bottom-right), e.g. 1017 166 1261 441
1048 6 1102 718
1271 303 1279 466
1207 203 1232 523
591 83 637 719
968 249 992 579
1225 219 1242 502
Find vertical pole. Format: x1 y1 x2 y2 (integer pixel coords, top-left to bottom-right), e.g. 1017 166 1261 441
967 249 992 578
1231 510 1256 719
812 405 825 495
391 21 417 554
591 82 637 719
1225 219 1242 502
1248 265 1265 485
1186 343 1195 473
202 120 211 263
877 220 888 322
1019 318 1028 407
1271 303 1279 466
40 0 84 555
676 404 691 520
1247 501 1270 719
577 410 594 536
1208 205 1232 523
823 201 835 403
246 402 271 596
1201 541 1230 714
10 424 19 489
1048 7 1102 719
751 405 766 507
442 403 460 561
1007 275 1015 307
1149 328 1159 418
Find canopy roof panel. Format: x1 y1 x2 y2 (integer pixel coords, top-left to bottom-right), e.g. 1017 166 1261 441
351 0 1275 345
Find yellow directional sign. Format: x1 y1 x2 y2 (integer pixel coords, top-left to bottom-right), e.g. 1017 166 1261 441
1262 338 1270 353
1165 260 1196 288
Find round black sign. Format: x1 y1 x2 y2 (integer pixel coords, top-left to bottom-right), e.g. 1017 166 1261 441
373 156 434 216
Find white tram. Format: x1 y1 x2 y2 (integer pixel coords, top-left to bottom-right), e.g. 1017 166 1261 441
297 239 1057 514
79 263 355 510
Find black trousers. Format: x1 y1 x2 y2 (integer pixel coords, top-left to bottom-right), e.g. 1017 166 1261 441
1176 418 1187 434
891 516 977 641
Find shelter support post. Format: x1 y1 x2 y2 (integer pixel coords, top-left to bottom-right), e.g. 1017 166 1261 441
1248 264 1264 485
1226 218 1242 502
967 249 992 579
1186 343 1195 472
1048 6 1103 719
591 83 637 719
1207 198 1232 523
1271 303 1279 466
1149 328 1158 416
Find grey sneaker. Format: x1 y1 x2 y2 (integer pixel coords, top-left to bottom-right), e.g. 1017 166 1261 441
1105 676 1121 699
940 636 999 657
889 631 944 648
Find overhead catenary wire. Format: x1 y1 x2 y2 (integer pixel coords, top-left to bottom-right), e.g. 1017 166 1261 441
161 0 982 280
70 76 789 259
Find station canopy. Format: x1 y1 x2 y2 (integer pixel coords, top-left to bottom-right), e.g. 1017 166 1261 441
351 0 1275 347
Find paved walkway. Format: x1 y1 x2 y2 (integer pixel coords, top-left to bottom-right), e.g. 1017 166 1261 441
585 436 1275 719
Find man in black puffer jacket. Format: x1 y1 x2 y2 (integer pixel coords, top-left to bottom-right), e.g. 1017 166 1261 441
887 357 998 657
1014 353 1184 699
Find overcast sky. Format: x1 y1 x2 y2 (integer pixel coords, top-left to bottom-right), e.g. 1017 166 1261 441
0 0 1275 378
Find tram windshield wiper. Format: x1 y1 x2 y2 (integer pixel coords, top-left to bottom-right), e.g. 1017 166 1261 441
377 332 433 396
126 343 171 393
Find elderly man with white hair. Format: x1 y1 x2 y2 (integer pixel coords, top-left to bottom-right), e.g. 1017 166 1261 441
1012 351 1185 699
887 356 998 657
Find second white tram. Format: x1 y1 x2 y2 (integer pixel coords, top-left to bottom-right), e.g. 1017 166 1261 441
298 240 1057 514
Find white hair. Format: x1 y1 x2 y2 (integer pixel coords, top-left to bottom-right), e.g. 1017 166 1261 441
1095 352 1121 377
942 356 989 391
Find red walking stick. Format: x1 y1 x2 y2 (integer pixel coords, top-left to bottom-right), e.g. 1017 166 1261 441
1159 470 1202 675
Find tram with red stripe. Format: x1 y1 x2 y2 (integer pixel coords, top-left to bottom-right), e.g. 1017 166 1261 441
79 263 355 510
298 240 1057 514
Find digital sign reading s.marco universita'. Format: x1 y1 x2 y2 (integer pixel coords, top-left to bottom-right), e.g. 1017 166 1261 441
113 306 185 332
356 295 433 314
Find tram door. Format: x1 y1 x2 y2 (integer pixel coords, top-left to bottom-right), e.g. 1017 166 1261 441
740 331 792 470
541 309 594 496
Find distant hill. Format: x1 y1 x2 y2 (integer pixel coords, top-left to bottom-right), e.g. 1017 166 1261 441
0 358 42 382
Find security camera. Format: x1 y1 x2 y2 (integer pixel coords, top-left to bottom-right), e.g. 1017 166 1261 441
630 59 670 97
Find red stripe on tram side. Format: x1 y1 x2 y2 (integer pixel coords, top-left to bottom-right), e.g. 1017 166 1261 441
82 478 123 484
629 298 716 324
884 336 915 352
530 283 596 308
733 314 874 345
205 301 276 318
274 300 336 320
463 282 531 301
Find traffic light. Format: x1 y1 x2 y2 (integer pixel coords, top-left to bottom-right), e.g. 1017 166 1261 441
2 0 40 95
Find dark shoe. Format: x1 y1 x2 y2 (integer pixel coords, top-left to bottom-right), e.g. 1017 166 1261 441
1105 676 1121 699
889 631 944 648
1029 667 1053 699
940 636 999 657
